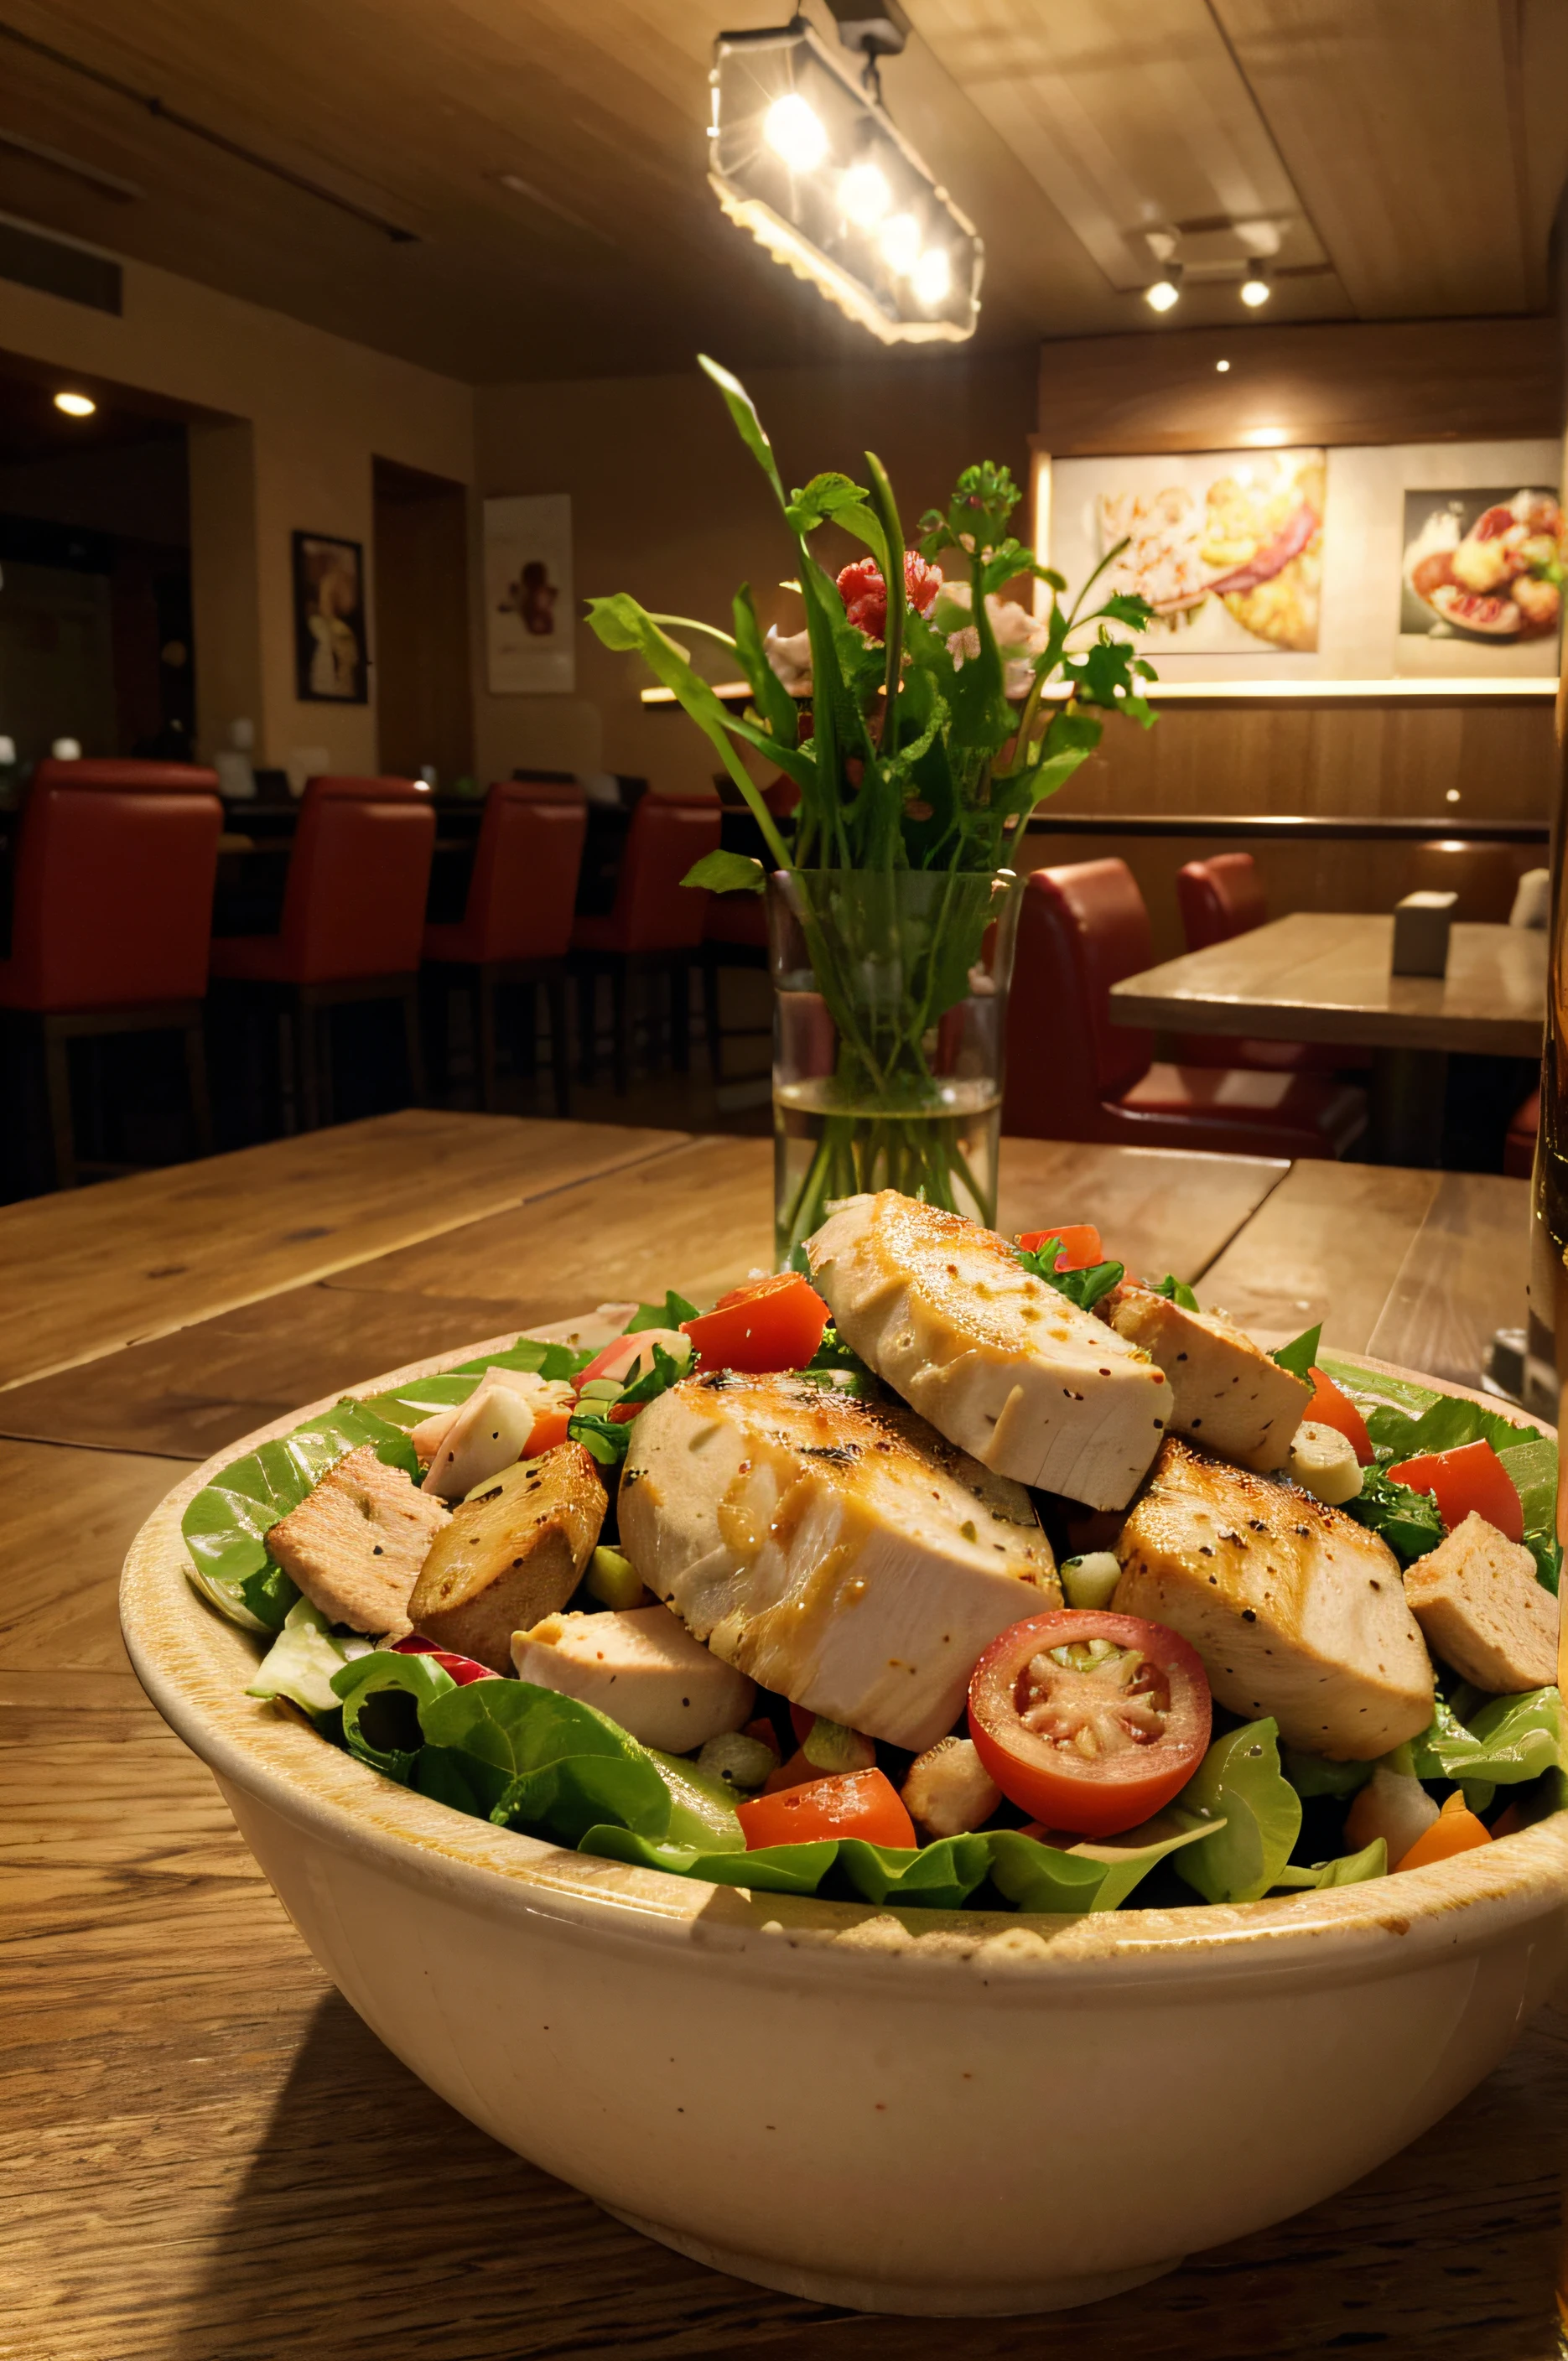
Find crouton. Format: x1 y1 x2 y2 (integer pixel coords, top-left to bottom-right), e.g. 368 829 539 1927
1402 1511 1558 1693
265 1444 449 1637
407 1441 606 1673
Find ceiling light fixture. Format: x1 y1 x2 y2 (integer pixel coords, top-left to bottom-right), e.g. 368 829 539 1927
53 391 96 417
709 18 982 345
1215 359 1231 373
1143 262 1182 313
1239 262 1272 308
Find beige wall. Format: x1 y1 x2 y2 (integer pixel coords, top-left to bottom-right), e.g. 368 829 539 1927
470 352 1038 795
0 252 472 773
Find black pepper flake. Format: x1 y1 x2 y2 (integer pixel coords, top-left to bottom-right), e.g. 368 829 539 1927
1241 1606 1257 1622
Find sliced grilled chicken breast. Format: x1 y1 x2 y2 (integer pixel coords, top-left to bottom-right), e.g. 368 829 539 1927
619 1371 1057 1751
1114 1438 1433 1758
806 1192 1172 1511
1103 1284 1311 1471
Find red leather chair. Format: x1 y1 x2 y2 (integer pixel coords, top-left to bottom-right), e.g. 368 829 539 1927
1175 852 1369 1075
571 792 721 1092
210 775 434 1129
0 759 221 1187
1002 860 1366 1158
423 780 587 1115
1505 1087 1539 1179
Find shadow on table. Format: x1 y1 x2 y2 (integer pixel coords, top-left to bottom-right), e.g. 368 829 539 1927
169 1993 1568 2361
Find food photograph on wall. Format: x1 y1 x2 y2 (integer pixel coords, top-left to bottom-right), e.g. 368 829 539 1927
1399 486 1566 652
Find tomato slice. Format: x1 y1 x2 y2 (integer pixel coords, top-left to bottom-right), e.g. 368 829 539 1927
736 1767 915 1850
1385 1438 1523 1543
1017 1224 1103 1272
1304 1366 1373 1465
968 1611 1212 1838
682 1273 829 1372
390 1635 496 1685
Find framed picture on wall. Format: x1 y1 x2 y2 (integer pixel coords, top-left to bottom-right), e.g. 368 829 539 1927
484 493 574 693
292 532 368 703
1398 486 1565 657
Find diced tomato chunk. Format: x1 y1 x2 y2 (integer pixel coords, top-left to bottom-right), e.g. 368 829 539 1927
1304 1367 1373 1465
682 1272 829 1372
737 1767 915 1850
522 1406 574 1456
1385 1437 1523 1542
1017 1224 1102 1272
1394 1788 1493 1874
390 1635 496 1685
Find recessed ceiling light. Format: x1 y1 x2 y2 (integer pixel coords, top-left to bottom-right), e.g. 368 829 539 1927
1239 262 1272 308
1144 262 1181 312
1242 426 1289 447
1215 359 1231 373
54 391 96 418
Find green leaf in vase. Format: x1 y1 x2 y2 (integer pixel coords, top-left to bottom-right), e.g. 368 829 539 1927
681 850 766 895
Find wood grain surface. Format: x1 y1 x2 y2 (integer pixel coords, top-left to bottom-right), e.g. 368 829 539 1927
0 1108 685 1391
1109 912 1546 1057
3 1124 1562 2360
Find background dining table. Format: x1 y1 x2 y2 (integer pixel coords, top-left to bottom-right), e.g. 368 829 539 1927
1109 910 1547 1166
3 1108 1563 2361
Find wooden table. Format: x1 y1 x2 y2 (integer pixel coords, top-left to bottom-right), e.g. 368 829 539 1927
3 1113 1561 2360
1109 911 1547 1165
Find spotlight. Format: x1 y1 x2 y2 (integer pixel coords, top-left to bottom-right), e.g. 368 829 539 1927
54 391 96 417
880 210 922 272
1144 263 1181 313
839 158 891 227
911 246 951 304
1216 359 1231 373
1239 262 1272 308
764 92 828 171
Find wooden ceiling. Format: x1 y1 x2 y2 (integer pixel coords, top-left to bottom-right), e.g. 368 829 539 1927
0 0 1562 383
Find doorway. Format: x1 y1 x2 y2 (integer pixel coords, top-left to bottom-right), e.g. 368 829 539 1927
371 456 473 788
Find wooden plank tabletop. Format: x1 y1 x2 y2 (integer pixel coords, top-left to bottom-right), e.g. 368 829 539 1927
1109 911 1546 1056
2 1123 1559 2361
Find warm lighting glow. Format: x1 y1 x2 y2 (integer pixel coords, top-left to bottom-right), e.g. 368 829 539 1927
54 391 96 417
1215 359 1231 372
1446 788 1462 802
1241 426 1290 447
839 158 891 227
1239 264 1272 308
911 246 951 304
764 92 828 172
880 210 922 272
1144 267 1181 313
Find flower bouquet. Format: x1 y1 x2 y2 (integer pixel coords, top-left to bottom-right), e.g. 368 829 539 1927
588 357 1158 1260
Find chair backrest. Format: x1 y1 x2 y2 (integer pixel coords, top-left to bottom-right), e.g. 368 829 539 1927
604 793 722 952
460 781 588 962
1176 851 1268 952
1002 860 1154 1137
6 775 223 1009
279 774 436 982
29 757 222 797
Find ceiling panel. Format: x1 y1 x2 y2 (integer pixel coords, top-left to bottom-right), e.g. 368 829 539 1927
1212 0 1538 316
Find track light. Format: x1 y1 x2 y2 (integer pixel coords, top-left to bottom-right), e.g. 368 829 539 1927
1239 262 1272 308
1144 263 1181 313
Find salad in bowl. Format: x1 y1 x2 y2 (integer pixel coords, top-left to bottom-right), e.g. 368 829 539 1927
182 1190 1565 1922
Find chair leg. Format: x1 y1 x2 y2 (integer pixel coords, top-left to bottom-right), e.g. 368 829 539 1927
577 969 599 1086
401 979 426 1108
184 1020 214 1158
610 962 630 1096
296 992 320 1132
318 1002 336 1129
546 974 571 1118
670 957 691 1075
42 1018 77 1190
473 969 497 1113
701 952 724 1087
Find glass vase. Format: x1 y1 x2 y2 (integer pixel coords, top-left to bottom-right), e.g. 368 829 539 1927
767 867 1022 1266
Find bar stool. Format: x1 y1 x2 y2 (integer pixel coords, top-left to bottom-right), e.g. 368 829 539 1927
423 780 587 1115
1003 859 1367 1158
0 758 221 1188
210 775 434 1129
570 792 720 1092
1176 852 1369 1074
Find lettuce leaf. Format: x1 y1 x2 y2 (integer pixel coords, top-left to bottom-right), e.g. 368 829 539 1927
1173 1720 1301 1904
1365 1393 1543 1461
183 1399 421 1630
1014 1238 1124 1314
1343 1466 1444 1563
1270 1324 1321 1382
1151 1274 1199 1311
626 1290 699 1332
419 1679 672 1846
363 1335 591 1430
1410 1685 1561 1788
247 1597 371 1716
1270 1840 1387 1891
836 1835 993 1910
331 1649 456 1784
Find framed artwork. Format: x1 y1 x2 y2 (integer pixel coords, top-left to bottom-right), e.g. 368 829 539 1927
292 532 367 703
1399 486 1565 654
484 493 574 693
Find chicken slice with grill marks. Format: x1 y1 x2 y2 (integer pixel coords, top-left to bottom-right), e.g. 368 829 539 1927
1113 1438 1433 1759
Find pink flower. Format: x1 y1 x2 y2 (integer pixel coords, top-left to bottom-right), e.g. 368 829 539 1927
835 552 942 641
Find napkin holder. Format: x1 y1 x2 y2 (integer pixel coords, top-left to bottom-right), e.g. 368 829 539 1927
1391 890 1456 978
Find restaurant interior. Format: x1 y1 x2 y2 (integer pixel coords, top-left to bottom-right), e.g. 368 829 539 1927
8 5 1568 2356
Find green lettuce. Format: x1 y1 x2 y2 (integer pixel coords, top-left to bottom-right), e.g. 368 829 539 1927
1173 1720 1302 1904
362 1334 592 1431
1363 1393 1542 1462
1270 1324 1321 1382
419 1679 672 1846
1015 1238 1124 1314
1151 1274 1199 1311
1410 1685 1561 1789
247 1597 371 1717
331 1649 456 1784
626 1290 699 1332
1343 1466 1444 1563
1270 1840 1387 1891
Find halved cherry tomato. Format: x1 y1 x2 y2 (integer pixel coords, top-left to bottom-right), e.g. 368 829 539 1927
736 1767 915 1850
523 1406 574 1455
1304 1367 1373 1465
682 1273 829 1372
1385 1438 1523 1543
1393 1788 1493 1874
391 1635 496 1685
761 1746 823 1796
1017 1224 1102 1271
968 1610 1212 1839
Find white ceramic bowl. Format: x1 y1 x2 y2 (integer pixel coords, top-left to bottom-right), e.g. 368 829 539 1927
120 1341 1568 2317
